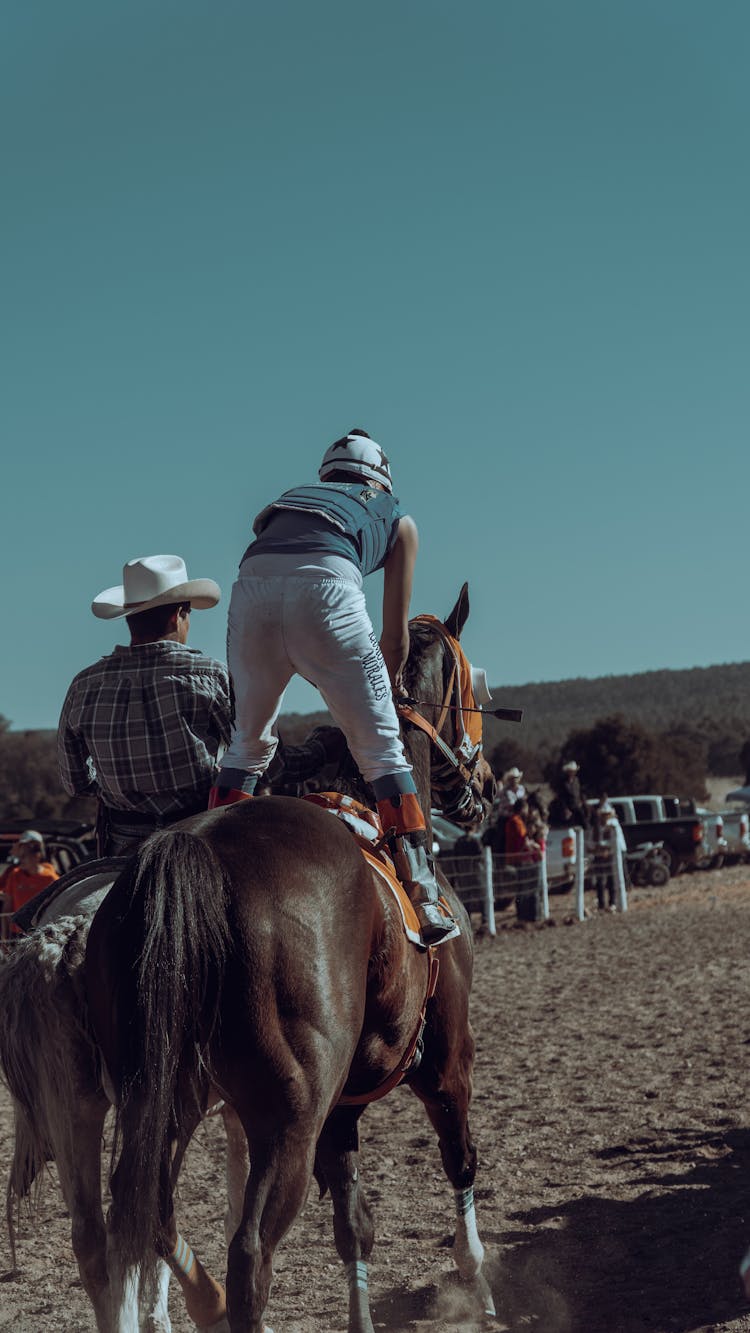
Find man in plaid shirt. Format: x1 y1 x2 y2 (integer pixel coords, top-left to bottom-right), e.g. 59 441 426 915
58 554 232 855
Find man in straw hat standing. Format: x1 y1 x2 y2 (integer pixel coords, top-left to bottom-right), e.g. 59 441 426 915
57 554 232 855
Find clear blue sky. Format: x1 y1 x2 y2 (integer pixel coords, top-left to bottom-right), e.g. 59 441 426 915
3 1 748 730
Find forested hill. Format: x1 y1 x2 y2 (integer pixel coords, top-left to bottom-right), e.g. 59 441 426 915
278 660 750 776
6 661 748 821
480 660 750 772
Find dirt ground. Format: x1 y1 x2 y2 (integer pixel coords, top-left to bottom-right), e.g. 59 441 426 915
2 866 750 1333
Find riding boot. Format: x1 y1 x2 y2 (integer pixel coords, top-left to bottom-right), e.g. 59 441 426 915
208 768 257 809
376 794 460 946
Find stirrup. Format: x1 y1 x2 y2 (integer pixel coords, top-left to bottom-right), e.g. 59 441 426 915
207 786 254 810
414 900 461 946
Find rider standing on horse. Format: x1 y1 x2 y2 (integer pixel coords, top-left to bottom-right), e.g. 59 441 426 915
57 554 232 856
210 429 458 945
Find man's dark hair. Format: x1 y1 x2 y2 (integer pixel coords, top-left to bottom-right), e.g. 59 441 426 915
126 601 187 639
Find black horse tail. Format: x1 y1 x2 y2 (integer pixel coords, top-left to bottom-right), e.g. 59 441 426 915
109 829 231 1279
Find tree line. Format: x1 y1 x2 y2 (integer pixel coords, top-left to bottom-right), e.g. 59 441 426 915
0 718 96 823
3 654 750 820
482 659 750 795
488 715 730 802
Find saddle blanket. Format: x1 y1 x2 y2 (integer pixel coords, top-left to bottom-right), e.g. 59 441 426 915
303 791 424 946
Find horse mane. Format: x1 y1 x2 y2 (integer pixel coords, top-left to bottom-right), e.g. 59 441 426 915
402 619 447 707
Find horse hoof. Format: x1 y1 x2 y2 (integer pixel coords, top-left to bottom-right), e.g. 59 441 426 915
476 1270 496 1318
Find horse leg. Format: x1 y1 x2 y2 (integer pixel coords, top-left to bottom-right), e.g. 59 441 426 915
315 1107 375 1333
410 1045 496 1317
44 1098 114 1332
105 1122 227 1333
225 1122 318 1333
163 1220 229 1331
160 1124 230 1333
221 1103 250 1246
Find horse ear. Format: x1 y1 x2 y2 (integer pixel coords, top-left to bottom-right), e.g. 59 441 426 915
444 583 470 640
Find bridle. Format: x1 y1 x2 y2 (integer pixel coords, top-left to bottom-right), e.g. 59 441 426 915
396 616 487 825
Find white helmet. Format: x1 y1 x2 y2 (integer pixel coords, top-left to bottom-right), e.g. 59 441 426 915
319 431 393 492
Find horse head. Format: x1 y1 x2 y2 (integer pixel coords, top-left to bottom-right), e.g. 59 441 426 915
400 583 497 827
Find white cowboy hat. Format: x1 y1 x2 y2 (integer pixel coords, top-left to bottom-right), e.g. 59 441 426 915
92 554 221 620
562 760 580 772
503 767 523 781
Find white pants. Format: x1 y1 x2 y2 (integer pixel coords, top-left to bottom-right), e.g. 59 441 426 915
221 555 411 785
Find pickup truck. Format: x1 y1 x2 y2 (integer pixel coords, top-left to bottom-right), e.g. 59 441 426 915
585 795 707 875
700 806 749 864
546 826 579 890
693 809 729 869
721 807 750 862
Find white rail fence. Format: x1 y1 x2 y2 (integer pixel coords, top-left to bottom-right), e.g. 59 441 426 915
2 831 628 947
439 829 628 937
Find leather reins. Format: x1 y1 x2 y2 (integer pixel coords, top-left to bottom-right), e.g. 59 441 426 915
396 616 483 800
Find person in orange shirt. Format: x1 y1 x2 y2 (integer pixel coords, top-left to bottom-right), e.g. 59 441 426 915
0 830 59 939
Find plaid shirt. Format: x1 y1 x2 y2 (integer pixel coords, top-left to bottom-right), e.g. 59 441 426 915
57 642 232 817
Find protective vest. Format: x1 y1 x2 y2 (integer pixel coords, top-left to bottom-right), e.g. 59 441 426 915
248 483 402 576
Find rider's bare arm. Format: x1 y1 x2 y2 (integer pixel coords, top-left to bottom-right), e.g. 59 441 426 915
380 515 418 690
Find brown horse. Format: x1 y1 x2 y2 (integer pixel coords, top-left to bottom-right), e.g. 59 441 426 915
83 584 495 1332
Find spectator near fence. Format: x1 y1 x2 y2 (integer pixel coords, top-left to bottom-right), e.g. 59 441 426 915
526 795 549 856
505 797 544 921
592 796 626 911
0 830 59 941
495 767 526 816
483 768 527 863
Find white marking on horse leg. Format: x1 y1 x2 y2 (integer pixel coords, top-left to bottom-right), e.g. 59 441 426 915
452 1188 496 1315
345 1260 375 1333
112 1264 141 1333
452 1186 485 1280
144 1259 172 1331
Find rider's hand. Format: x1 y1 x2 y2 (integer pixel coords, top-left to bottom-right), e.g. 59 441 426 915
379 636 408 692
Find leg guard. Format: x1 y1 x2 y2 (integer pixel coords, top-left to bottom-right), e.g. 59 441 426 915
376 794 459 945
208 769 258 809
207 786 254 810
